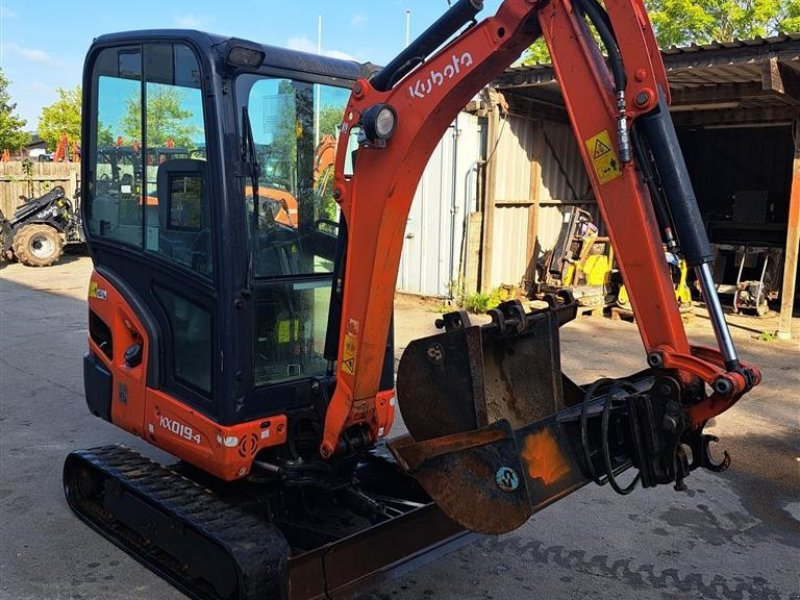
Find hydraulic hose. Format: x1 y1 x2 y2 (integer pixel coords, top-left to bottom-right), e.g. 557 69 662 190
572 0 626 93
572 0 631 162
370 0 483 92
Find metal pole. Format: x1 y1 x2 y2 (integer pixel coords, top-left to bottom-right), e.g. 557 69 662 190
405 10 411 47
695 262 740 370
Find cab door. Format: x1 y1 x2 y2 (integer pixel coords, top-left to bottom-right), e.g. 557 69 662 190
85 40 221 438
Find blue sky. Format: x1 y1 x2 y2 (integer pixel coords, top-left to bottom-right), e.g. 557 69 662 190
0 0 503 129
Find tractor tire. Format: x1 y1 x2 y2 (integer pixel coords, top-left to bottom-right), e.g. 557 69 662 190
0 215 12 261
13 224 64 267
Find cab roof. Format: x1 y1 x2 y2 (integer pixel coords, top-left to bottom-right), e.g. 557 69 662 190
91 29 377 82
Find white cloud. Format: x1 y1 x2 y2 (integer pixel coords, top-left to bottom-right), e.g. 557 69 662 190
174 13 212 29
286 36 317 53
286 36 358 61
350 13 367 27
6 43 54 65
0 6 17 19
325 49 358 61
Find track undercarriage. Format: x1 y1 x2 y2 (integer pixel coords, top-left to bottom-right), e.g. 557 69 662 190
64 445 466 600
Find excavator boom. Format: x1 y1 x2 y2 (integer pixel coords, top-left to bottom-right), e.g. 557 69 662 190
322 0 759 532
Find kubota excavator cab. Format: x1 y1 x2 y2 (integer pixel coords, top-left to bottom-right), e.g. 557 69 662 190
80 31 392 475
68 30 463 599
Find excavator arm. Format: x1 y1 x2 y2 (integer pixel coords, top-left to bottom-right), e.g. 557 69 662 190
322 0 759 532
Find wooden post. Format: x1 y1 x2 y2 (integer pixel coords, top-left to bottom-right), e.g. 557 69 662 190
480 106 500 292
777 123 799 340
464 213 483 296
69 170 79 199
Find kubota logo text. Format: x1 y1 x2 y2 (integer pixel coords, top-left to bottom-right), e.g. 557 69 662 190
408 52 474 99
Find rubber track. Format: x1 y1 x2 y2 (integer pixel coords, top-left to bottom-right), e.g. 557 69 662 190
64 445 289 600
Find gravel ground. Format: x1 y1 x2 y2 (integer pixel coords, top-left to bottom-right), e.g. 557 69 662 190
1 255 798 600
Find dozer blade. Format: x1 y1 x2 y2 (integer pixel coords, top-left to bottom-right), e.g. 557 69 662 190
392 297 640 535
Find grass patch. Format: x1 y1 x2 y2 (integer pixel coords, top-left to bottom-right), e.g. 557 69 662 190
757 331 777 343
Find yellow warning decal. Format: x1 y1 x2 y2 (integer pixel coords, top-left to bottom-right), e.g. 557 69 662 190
585 130 622 184
341 333 357 375
88 280 107 300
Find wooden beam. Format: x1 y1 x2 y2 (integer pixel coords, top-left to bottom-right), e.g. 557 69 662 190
778 61 800 102
670 105 799 127
777 123 800 340
671 81 765 105
762 57 784 93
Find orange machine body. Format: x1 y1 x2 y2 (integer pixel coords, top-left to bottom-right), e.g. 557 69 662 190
87 271 288 481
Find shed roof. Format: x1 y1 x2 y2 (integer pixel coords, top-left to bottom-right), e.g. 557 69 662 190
495 33 800 125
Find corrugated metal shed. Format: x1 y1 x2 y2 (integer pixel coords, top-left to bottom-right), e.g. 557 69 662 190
493 115 533 203
537 121 593 205
484 116 599 288
488 32 799 338
486 115 535 289
398 112 482 297
495 33 800 125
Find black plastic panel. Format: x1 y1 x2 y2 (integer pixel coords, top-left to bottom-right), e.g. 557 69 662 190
84 352 113 422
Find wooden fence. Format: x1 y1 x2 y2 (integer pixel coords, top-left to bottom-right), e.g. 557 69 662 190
0 162 80 218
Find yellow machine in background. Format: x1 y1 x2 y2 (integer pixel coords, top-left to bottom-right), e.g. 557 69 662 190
540 208 693 312
538 207 614 307
617 252 693 310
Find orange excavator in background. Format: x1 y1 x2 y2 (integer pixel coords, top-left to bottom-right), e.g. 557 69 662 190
52 132 80 162
251 133 338 228
64 1 759 598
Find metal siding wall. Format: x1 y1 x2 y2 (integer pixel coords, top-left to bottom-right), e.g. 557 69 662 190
494 115 533 202
398 113 482 297
538 121 593 205
491 205 532 286
487 116 536 288
536 121 597 267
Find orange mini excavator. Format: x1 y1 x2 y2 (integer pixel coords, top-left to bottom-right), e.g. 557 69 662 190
64 1 760 598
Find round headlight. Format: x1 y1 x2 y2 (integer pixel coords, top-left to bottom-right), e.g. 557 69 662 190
362 104 397 142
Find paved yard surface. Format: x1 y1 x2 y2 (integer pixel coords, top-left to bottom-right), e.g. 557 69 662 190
1 256 798 600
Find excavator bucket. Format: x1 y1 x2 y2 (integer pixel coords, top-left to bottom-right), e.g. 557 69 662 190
392 296 613 534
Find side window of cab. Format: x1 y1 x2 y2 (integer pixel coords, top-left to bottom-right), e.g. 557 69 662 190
89 43 212 279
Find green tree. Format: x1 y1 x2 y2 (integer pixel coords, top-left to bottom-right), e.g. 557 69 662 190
648 0 799 46
121 85 200 148
521 0 800 64
318 104 343 139
37 85 81 150
97 121 114 145
0 68 30 153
